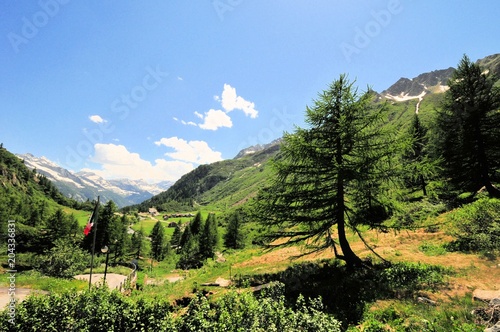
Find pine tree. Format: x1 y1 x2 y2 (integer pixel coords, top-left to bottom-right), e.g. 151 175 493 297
190 211 203 236
254 75 398 268
200 213 219 259
110 214 131 262
224 211 245 250
82 200 118 252
177 225 201 269
131 227 147 259
150 220 166 261
435 55 500 197
44 209 78 248
403 114 438 196
171 225 182 248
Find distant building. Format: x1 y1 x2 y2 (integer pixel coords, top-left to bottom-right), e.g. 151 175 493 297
168 222 179 228
148 207 158 216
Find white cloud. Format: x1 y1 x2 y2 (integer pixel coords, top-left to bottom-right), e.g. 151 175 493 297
154 137 223 164
217 84 258 118
182 120 197 126
198 109 232 130
176 84 257 131
86 143 194 182
89 115 106 123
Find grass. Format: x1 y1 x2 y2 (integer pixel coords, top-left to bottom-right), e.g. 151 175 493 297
419 241 448 256
4 270 88 292
62 207 92 227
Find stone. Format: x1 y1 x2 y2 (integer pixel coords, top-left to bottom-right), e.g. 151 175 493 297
417 296 437 306
484 321 500 332
473 289 500 302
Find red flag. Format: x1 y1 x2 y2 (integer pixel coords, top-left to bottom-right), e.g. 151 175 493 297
83 221 93 236
84 198 99 236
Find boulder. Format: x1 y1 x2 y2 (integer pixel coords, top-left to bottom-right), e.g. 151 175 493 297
485 321 500 332
473 289 500 302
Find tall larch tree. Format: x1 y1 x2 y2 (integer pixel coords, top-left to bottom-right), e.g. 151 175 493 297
254 75 398 268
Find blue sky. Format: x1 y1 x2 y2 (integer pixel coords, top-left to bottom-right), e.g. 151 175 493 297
1 1 499 183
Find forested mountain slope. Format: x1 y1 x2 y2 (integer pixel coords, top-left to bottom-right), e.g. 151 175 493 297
0 144 92 250
130 142 280 212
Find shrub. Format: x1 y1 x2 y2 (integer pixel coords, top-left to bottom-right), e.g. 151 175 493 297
418 242 447 256
445 198 500 255
378 262 450 295
33 238 87 278
0 282 341 332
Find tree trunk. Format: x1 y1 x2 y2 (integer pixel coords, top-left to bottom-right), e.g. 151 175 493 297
420 174 427 196
335 140 362 268
337 215 363 268
475 126 500 198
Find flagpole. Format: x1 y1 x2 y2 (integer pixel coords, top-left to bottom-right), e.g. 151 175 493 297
88 196 100 290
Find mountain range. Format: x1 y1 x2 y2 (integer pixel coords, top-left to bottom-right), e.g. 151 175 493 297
17 153 173 207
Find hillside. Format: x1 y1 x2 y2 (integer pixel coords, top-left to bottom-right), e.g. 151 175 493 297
132 141 280 212
0 145 93 249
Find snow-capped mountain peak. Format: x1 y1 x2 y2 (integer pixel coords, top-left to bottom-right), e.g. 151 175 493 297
16 153 172 207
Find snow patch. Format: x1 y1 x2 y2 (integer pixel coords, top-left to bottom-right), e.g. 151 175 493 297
384 90 427 102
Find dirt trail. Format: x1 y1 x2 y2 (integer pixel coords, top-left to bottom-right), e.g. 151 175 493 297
74 273 128 290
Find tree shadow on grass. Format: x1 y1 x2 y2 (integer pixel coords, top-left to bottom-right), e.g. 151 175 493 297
236 259 451 328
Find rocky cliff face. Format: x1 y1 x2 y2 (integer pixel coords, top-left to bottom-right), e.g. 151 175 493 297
381 67 455 101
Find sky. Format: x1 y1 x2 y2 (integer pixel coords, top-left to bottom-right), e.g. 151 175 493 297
1 1 499 184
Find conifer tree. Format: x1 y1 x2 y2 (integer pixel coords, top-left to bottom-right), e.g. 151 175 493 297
254 75 398 267
177 225 201 269
131 227 147 259
435 55 500 197
190 211 203 236
224 211 245 250
200 213 219 259
403 114 438 196
171 225 182 248
150 220 166 261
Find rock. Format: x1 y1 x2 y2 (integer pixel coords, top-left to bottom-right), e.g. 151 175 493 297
485 321 500 332
491 298 500 306
473 289 500 302
417 296 437 306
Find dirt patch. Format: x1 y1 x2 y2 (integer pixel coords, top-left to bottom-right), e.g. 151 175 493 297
0 288 48 309
74 273 128 290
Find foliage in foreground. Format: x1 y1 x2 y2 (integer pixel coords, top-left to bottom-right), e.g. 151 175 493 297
235 260 452 328
351 295 483 332
0 283 341 332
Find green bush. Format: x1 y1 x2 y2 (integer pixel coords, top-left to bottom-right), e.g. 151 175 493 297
419 242 447 256
378 262 450 295
33 238 87 278
0 282 341 332
445 198 500 255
